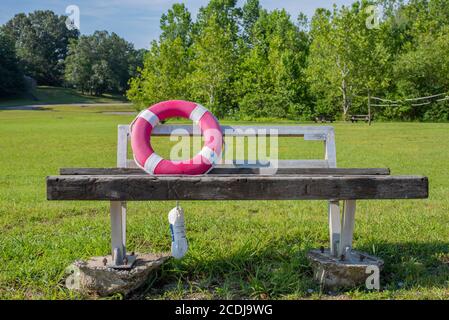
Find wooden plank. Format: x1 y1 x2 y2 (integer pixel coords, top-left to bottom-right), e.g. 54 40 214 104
47 175 428 201
60 167 391 176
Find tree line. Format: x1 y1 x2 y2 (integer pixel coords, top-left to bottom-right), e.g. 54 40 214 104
128 0 449 121
0 10 144 97
1 1 449 121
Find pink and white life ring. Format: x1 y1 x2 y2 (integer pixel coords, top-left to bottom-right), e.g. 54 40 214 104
130 100 223 175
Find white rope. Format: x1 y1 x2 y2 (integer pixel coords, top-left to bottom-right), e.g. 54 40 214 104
405 92 447 102
411 101 432 107
371 97 397 102
371 104 398 107
372 91 449 104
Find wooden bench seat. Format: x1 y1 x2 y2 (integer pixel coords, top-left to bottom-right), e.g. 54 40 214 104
350 114 372 123
48 170 427 201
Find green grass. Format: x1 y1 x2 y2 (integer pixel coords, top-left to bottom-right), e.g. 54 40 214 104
0 86 128 107
0 105 448 300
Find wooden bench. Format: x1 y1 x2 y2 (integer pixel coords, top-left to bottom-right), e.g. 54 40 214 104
46 125 428 269
314 116 335 123
350 114 372 123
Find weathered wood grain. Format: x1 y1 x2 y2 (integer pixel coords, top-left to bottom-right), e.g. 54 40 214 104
60 167 391 176
47 175 428 201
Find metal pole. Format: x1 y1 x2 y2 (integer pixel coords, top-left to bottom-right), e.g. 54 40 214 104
368 91 372 126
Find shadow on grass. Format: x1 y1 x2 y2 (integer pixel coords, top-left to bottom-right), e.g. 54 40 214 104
131 240 449 299
357 241 449 291
0 106 49 111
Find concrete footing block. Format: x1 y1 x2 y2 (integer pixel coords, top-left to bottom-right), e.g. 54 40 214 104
65 253 170 297
307 249 384 290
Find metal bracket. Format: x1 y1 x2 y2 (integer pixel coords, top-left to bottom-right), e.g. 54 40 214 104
107 252 137 270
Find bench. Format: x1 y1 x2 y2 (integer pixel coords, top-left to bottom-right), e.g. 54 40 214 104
350 114 373 123
47 125 428 271
314 116 335 123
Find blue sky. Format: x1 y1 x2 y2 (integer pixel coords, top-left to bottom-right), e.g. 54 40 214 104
0 0 355 49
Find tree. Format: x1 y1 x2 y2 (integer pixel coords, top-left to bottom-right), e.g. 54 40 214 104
184 0 241 117
127 3 193 108
160 3 193 46
236 9 310 119
306 2 390 119
128 1 240 115
187 14 238 117
0 29 24 96
196 0 241 39
2 10 79 85
127 37 192 107
125 0 449 121
374 0 449 120
65 31 138 95
241 0 261 44
391 26 449 120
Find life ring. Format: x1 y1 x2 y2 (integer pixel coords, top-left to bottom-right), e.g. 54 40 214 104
130 100 223 175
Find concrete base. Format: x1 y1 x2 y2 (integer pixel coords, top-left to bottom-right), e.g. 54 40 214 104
65 253 170 297
307 249 384 290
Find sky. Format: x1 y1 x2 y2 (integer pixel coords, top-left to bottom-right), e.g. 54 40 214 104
0 0 355 49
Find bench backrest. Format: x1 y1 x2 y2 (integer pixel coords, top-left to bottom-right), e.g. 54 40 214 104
117 124 337 170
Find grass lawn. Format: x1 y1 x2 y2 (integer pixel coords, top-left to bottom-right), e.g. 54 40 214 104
0 86 128 107
0 105 448 300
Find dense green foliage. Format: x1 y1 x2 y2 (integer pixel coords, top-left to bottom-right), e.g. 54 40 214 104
0 11 144 98
306 3 390 119
128 0 449 121
1 1 449 119
64 31 143 95
127 4 193 108
0 29 24 97
1 11 79 86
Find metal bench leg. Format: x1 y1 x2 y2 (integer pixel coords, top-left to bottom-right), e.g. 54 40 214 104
328 201 341 257
339 200 356 256
110 201 127 265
